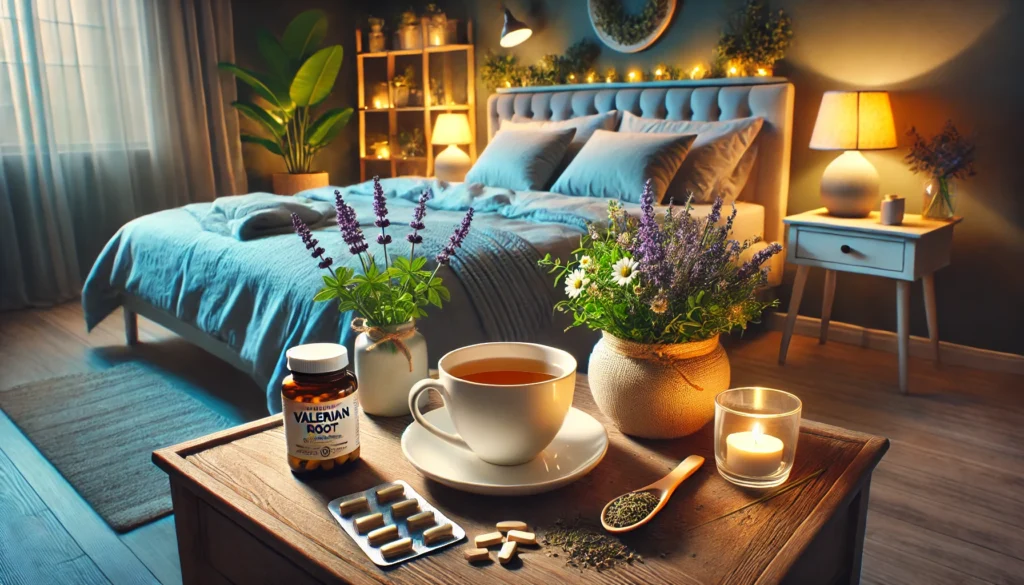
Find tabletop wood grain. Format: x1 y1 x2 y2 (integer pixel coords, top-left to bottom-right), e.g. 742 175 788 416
154 374 888 585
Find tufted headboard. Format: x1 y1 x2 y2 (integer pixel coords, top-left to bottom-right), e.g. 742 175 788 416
487 79 795 245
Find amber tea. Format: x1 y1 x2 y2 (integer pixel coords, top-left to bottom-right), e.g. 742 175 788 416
448 357 559 385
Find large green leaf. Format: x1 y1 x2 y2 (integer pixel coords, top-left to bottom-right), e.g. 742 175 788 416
231 101 285 138
240 134 282 156
281 10 327 62
219 63 285 109
306 107 353 147
256 29 291 83
289 45 343 107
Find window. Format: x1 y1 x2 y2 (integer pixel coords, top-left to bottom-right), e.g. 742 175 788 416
0 0 154 152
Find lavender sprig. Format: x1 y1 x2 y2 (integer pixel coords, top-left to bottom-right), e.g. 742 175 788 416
372 176 390 228
631 179 669 292
334 190 368 255
436 208 474 266
291 213 334 270
407 188 431 245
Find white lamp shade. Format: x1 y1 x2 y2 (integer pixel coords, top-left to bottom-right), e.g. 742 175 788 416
810 91 897 151
432 113 472 145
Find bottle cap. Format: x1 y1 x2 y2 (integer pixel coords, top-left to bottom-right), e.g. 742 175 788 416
286 343 349 374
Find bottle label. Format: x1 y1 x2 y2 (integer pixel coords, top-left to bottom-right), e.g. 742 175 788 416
282 393 359 461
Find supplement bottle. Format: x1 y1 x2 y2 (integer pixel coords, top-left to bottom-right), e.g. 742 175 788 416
282 343 360 474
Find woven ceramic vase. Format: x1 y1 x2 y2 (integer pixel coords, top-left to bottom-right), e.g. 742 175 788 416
588 332 730 439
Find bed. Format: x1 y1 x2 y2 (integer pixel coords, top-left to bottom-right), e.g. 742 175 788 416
83 79 794 414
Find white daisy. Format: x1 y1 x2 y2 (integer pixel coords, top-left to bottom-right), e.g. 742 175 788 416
564 269 590 299
578 255 594 271
611 257 639 286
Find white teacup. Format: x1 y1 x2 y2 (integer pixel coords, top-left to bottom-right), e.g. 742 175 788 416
408 342 576 466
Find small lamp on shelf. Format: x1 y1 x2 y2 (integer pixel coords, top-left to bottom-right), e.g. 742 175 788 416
810 91 897 217
432 113 472 182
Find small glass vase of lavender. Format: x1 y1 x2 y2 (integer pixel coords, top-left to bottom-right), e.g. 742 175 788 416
292 176 474 416
906 121 976 220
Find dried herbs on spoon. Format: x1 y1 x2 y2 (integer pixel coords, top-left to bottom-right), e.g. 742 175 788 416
603 490 660 528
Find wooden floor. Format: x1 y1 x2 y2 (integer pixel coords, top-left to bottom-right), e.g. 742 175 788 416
0 303 1021 585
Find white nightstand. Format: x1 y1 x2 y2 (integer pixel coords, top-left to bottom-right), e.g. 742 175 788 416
778 208 961 393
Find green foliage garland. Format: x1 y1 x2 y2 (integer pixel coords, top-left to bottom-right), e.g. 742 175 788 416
591 0 669 47
481 40 600 91
716 0 793 70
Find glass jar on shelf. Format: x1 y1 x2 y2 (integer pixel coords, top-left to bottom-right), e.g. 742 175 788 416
367 17 385 52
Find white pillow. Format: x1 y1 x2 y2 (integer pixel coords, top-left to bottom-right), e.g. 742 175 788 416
618 111 763 204
500 110 619 163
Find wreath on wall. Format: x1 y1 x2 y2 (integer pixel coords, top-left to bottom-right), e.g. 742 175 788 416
589 0 675 53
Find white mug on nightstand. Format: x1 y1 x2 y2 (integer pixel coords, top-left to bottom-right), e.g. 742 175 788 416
407 342 576 466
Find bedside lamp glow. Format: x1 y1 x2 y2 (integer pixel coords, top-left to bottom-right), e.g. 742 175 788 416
432 113 472 182
810 91 897 217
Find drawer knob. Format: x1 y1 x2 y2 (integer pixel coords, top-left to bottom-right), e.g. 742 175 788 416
840 244 852 254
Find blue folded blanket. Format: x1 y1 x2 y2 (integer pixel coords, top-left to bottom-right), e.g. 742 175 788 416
186 193 336 240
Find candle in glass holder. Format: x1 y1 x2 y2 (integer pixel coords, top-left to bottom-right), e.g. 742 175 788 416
725 422 784 477
715 387 801 489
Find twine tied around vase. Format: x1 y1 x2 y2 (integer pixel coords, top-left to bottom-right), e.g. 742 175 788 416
351 318 418 372
602 333 721 392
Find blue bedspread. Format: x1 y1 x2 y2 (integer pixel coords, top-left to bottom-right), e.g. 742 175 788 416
83 178 622 412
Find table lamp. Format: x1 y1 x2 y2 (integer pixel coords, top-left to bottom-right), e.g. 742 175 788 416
432 113 472 182
810 91 897 217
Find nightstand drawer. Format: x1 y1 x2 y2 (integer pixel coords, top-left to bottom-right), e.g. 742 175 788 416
794 229 905 272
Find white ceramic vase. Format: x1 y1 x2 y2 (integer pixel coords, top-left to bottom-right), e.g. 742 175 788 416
588 332 730 439
354 321 428 417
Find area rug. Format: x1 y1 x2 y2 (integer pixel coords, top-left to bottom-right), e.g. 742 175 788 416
0 364 235 532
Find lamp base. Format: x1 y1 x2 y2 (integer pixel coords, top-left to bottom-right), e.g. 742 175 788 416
434 145 471 183
820 150 880 218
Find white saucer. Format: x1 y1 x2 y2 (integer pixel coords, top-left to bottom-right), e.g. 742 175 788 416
401 407 608 496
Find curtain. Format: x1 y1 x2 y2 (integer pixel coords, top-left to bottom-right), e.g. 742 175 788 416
0 0 246 310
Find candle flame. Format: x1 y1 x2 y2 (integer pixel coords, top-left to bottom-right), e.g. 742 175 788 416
752 422 764 443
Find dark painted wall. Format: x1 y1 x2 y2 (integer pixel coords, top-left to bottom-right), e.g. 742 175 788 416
231 0 366 192
235 0 1024 355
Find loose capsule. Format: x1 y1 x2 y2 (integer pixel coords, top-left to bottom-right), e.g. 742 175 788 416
474 531 503 548
506 530 536 545
498 540 517 564
496 521 528 532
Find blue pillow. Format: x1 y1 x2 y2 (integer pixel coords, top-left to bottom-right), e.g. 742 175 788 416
549 129 697 202
465 127 577 191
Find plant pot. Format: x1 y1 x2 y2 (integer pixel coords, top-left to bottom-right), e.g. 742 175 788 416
354 320 428 417
396 25 421 50
923 177 956 220
392 86 410 107
588 332 730 439
272 172 328 196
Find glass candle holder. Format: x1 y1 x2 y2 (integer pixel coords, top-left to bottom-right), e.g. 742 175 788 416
714 387 802 489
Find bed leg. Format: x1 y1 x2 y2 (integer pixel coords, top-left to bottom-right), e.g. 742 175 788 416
124 308 139 345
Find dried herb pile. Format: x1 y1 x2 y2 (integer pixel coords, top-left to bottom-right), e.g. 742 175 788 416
543 520 642 571
603 490 660 528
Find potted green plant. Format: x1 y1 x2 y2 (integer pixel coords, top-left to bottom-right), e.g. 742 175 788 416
395 9 422 50
391 65 418 107
291 177 475 415
716 0 793 76
539 181 781 439
219 10 353 195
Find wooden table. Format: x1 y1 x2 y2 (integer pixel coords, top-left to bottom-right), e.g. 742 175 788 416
154 375 888 585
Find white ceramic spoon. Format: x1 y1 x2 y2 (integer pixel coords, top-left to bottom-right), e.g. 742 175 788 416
600 455 705 534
